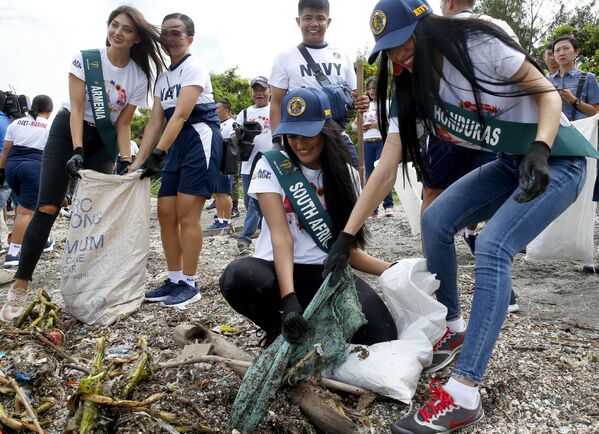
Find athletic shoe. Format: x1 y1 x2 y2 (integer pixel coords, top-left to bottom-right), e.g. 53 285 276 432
237 237 252 256
3 252 20 268
508 291 520 314
160 281 201 309
426 327 465 373
392 380 484 434
368 210 378 220
462 232 477 256
582 263 599 274
231 208 240 219
384 208 394 217
207 220 229 230
0 286 29 322
43 238 55 253
145 278 179 302
206 200 216 210
60 207 72 218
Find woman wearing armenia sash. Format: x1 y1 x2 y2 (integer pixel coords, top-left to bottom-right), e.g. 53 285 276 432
219 87 397 348
0 5 164 322
323 0 591 432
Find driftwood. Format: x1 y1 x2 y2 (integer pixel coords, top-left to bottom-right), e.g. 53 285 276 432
173 324 371 433
0 376 45 434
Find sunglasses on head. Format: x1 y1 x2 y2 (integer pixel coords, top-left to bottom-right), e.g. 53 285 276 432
161 29 186 39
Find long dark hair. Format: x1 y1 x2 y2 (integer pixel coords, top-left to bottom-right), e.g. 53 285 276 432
376 14 553 181
106 6 165 93
283 120 367 248
29 95 53 120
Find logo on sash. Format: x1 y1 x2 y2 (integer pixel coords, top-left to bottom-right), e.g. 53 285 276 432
90 60 100 69
370 10 387 35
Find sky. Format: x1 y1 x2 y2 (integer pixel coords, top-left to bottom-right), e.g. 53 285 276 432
1 0 440 116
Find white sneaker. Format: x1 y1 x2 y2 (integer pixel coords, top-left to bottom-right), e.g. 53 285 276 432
507 303 520 314
0 286 29 322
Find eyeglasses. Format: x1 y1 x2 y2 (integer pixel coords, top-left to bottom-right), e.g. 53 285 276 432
161 29 186 39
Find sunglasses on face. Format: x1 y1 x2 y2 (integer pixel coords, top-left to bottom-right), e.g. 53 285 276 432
161 29 186 39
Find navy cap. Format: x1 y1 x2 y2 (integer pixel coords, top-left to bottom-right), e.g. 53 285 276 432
273 87 332 137
368 0 432 64
250 76 269 88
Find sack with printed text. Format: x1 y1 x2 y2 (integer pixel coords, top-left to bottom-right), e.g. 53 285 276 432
60 170 150 326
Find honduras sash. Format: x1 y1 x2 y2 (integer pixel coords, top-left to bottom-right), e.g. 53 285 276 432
390 99 599 158
81 49 119 160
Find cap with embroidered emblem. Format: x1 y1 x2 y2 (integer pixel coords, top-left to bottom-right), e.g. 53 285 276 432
368 0 433 64
273 87 332 137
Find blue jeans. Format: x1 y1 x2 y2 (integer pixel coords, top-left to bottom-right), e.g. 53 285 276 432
421 154 586 384
239 174 261 240
364 139 393 209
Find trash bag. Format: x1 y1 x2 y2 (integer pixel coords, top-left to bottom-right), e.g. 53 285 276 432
526 114 598 263
60 170 150 326
324 258 446 403
230 270 366 432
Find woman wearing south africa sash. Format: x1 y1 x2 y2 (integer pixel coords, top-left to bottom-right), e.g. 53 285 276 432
219 87 397 348
323 0 591 432
0 5 164 322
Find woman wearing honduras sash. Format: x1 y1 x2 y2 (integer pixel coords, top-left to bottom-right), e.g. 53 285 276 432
323 0 593 432
0 5 163 322
129 13 222 309
219 87 397 348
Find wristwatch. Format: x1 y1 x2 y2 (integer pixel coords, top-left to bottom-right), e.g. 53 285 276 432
573 98 580 109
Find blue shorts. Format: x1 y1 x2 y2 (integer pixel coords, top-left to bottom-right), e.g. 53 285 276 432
215 174 232 194
5 148 43 210
421 137 497 190
159 122 223 198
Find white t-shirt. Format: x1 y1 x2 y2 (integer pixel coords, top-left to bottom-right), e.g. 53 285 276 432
220 117 236 139
363 101 382 141
64 47 148 125
455 11 517 40
154 55 214 112
249 153 360 264
389 34 567 150
269 44 357 92
4 114 50 151
235 104 272 175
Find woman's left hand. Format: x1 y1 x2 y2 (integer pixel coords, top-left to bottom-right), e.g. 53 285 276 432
323 231 355 285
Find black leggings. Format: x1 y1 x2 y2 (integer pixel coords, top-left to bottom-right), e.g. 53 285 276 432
15 108 114 281
219 257 398 345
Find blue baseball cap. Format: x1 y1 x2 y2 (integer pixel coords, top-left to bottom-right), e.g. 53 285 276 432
368 0 433 64
273 87 332 137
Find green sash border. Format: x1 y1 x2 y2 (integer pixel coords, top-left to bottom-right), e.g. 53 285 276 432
81 49 119 161
258 150 334 253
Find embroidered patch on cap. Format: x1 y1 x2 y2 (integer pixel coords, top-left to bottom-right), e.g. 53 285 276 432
412 5 429 16
287 96 306 117
370 10 387 35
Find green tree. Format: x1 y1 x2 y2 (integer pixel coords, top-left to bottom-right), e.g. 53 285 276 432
210 67 253 115
542 24 599 76
130 108 151 141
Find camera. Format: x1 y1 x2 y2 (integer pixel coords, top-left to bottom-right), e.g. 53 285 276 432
2 91 30 119
232 121 263 161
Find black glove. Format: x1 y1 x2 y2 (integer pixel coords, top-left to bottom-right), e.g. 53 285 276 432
0 168 5 187
322 231 355 286
280 292 309 345
515 141 551 203
66 147 85 179
140 148 166 180
119 159 131 175
272 136 283 150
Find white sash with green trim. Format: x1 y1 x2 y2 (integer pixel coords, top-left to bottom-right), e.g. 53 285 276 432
81 49 119 161
257 150 334 252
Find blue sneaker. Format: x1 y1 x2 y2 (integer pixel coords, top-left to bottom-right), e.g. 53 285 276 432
43 237 55 253
206 200 216 210
145 278 178 302
3 252 20 268
160 281 201 309
207 220 229 230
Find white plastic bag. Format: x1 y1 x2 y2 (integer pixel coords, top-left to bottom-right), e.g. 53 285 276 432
60 170 150 326
394 163 423 236
324 259 446 403
526 115 598 263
